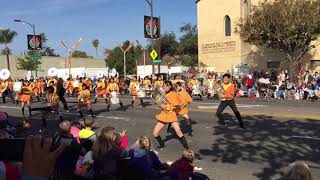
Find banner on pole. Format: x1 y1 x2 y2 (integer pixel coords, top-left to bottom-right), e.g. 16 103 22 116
144 16 160 39
27 35 42 50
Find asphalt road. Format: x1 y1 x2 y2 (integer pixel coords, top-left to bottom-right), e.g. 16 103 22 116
1 96 319 180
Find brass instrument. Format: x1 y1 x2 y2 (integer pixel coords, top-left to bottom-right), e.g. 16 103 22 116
152 87 169 108
212 82 226 100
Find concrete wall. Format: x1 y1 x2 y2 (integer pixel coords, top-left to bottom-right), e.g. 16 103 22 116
0 55 106 78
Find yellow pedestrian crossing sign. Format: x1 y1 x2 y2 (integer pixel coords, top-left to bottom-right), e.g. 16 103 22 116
150 49 158 60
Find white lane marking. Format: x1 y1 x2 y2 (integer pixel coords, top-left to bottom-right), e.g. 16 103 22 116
198 104 265 109
0 105 20 109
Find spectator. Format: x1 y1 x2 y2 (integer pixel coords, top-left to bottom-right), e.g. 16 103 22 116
246 75 256 97
304 71 313 84
79 117 96 142
167 149 195 180
278 161 313 180
92 126 130 180
70 121 81 144
276 82 286 99
52 121 81 180
129 136 165 179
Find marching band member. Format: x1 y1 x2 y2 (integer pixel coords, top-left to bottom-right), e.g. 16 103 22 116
154 76 164 89
153 81 189 149
7 78 15 104
31 79 40 102
106 77 124 111
66 78 74 97
143 76 152 88
77 83 94 117
189 76 202 99
39 77 46 97
129 76 141 107
0 79 8 104
216 74 245 129
94 78 108 103
172 75 185 85
174 82 193 135
205 74 215 99
20 81 32 117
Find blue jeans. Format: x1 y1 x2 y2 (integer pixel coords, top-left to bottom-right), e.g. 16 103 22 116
276 90 285 98
247 87 256 96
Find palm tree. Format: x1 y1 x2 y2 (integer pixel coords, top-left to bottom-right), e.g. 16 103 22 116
0 29 18 70
92 39 99 57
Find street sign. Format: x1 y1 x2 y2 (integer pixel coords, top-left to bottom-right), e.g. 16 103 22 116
30 56 42 60
153 59 161 63
28 50 42 60
150 49 158 60
36 69 45 72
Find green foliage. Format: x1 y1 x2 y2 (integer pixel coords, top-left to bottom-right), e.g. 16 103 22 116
105 41 142 76
72 50 92 58
0 28 17 70
39 32 47 43
42 47 59 57
92 39 99 57
16 56 42 71
159 32 179 57
1 47 12 55
146 23 198 66
0 29 17 46
237 0 320 80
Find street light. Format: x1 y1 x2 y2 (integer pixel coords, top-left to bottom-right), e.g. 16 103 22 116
59 38 82 77
116 41 133 79
14 19 38 77
136 40 146 76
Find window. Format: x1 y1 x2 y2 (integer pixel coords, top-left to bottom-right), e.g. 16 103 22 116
267 61 280 69
225 15 231 36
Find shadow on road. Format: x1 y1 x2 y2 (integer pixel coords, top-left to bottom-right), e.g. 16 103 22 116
198 114 320 180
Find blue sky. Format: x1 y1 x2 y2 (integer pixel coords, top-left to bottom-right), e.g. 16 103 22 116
0 0 197 58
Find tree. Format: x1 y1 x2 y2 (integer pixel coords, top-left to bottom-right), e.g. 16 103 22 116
0 29 17 70
72 50 92 58
178 23 198 66
237 0 320 81
159 32 179 57
105 41 142 76
16 56 42 71
92 39 99 57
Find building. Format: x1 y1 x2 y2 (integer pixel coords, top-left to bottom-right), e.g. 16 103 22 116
197 0 320 73
0 55 107 78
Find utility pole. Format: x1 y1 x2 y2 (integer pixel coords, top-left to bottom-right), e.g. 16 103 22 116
146 0 155 77
136 40 146 76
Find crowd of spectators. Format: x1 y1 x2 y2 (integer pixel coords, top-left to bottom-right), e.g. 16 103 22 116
0 114 212 180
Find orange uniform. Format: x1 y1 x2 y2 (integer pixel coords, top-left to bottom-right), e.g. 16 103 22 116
67 80 74 92
222 83 235 100
78 89 91 107
106 83 119 94
155 91 182 123
176 90 192 115
32 82 39 94
129 81 139 96
20 86 32 102
154 80 164 88
96 81 106 96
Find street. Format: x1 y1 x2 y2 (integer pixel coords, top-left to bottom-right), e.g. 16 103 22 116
1 96 320 180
